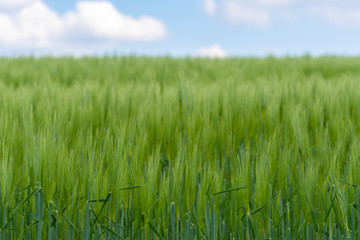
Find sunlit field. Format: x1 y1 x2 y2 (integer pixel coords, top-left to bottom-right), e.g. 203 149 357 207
1 56 360 239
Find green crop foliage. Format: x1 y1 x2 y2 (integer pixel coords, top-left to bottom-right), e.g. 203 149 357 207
1 56 360 239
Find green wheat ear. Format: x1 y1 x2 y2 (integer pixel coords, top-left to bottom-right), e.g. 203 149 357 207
0 56 360 238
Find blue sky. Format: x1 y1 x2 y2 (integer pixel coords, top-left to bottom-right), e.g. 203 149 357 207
0 0 360 57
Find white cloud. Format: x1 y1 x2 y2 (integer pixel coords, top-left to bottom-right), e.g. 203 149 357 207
253 0 294 7
310 7 360 28
203 0 295 27
0 0 37 11
0 1 64 47
65 1 166 42
0 0 167 54
203 0 216 16
206 0 360 29
223 1 270 27
194 45 228 58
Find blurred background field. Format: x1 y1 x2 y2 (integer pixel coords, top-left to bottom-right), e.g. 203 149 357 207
1 57 360 239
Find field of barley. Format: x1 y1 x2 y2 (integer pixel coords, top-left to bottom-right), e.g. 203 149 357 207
1 56 360 239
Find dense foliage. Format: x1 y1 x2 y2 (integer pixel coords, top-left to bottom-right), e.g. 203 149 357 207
1 56 360 239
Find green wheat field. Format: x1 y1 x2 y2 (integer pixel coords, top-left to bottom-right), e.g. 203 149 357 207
1 56 360 239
